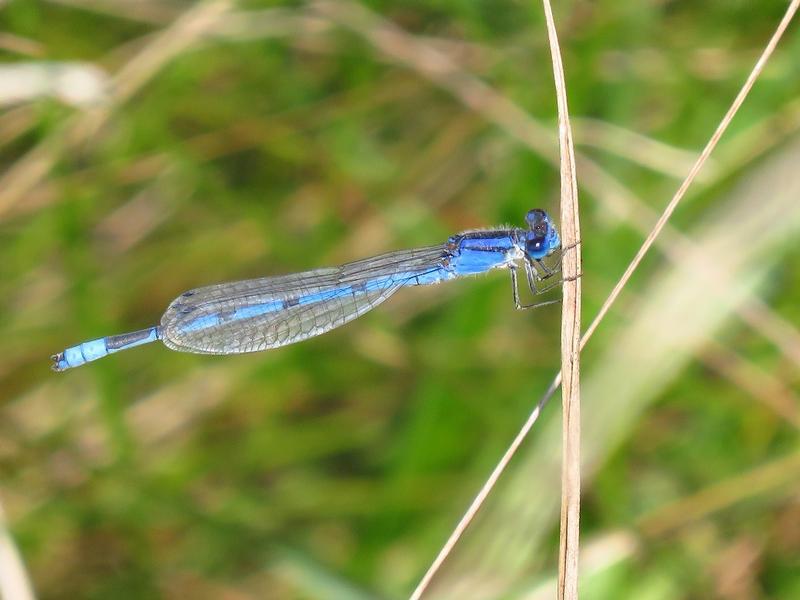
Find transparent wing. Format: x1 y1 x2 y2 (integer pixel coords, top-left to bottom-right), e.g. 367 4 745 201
160 245 448 354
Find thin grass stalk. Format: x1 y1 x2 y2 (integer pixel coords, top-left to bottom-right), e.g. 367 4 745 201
539 1 582 598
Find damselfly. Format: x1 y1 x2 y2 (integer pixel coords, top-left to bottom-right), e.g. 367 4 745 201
52 209 562 371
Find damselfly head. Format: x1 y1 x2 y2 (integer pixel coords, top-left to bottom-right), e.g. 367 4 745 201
523 209 561 260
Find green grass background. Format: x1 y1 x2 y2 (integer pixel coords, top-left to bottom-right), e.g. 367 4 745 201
1 1 799 598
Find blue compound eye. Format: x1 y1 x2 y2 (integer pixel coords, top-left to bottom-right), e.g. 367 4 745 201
525 234 549 260
526 208 547 229
526 209 550 238
523 208 560 260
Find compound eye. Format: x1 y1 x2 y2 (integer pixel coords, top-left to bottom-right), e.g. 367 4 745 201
526 236 547 259
525 209 545 228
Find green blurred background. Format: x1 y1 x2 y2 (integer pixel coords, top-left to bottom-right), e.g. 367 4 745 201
1 1 800 598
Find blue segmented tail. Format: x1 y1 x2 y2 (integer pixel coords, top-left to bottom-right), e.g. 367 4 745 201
51 326 162 372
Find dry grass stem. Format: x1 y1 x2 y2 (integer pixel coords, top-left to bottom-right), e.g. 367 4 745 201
539 0 582 598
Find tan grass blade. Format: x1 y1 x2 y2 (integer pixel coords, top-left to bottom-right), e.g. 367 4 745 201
538 1 582 598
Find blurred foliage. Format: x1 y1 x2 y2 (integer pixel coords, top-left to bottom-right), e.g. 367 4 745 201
1 1 799 599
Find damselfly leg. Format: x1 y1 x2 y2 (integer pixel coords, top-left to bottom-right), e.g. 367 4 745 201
510 264 562 310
